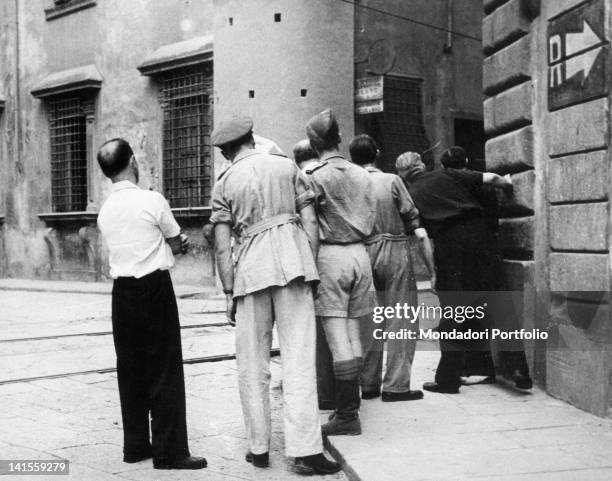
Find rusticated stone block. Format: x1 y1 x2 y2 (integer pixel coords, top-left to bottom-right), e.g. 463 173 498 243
501 259 538 375
499 169 535 216
548 151 608 203
548 99 608 157
545 0 584 19
549 253 608 291
485 126 533 174
550 203 608 251
547 335 609 417
556 297 612 341
484 81 533 135
502 259 534 291
483 35 531 96
498 216 534 255
483 0 531 54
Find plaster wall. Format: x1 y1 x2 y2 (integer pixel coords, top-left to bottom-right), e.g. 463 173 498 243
355 0 484 158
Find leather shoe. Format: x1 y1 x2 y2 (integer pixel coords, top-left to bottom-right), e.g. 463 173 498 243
294 453 342 475
511 370 533 390
245 451 269 468
153 455 207 470
361 388 381 400
422 381 459 394
382 390 424 402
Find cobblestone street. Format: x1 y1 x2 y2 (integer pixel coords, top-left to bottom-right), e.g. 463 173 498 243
0 282 344 480
2 281 612 481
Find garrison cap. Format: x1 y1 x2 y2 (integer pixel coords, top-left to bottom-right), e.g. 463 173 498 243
306 108 340 149
211 117 253 147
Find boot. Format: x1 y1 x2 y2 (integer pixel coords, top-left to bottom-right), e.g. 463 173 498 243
322 378 361 436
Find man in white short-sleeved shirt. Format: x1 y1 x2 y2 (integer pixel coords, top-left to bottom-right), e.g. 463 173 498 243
98 180 181 279
97 138 207 471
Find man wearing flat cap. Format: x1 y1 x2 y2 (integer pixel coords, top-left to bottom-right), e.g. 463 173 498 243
305 108 376 436
209 117 340 475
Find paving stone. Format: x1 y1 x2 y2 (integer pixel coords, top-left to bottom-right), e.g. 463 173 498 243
486 126 534 174
483 35 531 95
548 150 608 203
548 99 608 157
483 0 532 54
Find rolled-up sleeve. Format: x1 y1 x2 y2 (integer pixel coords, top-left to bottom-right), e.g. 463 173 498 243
294 168 315 211
393 176 421 233
209 181 233 225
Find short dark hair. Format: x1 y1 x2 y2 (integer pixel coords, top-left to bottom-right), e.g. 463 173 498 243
293 139 318 165
97 138 134 178
440 146 468 169
349 134 378 166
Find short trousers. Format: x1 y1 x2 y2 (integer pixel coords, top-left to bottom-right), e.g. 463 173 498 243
315 243 374 318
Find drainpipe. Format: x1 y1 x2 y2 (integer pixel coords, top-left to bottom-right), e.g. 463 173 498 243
443 0 453 53
14 0 22 175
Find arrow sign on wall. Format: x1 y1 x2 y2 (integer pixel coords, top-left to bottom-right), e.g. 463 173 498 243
565 46 603 80
565 20 602 56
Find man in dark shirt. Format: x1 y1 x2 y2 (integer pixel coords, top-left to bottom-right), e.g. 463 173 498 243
441 147 533 389
396 151 512 394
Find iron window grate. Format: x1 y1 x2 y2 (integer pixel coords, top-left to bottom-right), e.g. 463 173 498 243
379 77 431 170
49 98 87 212
161 66 213 208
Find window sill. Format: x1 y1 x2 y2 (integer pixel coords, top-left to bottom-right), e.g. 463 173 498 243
171 207 211 221
45 0 97 21
38 211 98 225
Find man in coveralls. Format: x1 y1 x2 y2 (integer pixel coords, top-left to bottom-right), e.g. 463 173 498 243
349 134 436 401
97 139 207 470
397 151 512 394
210 117 340 475
305 109 376 436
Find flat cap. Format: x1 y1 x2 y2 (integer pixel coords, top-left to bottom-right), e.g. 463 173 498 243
306 108 340 149
211 117 253 147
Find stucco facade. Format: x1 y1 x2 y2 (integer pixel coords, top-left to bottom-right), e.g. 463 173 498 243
0 1 483 286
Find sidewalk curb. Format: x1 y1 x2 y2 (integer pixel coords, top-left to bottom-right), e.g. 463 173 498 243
324 437 363 481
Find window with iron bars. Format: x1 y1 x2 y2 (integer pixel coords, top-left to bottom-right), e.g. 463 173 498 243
377 76 431 170
161 65 213 208
49 98 88 212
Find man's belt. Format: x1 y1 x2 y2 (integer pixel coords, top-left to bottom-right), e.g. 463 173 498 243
241 213 299 240
364 233 411 245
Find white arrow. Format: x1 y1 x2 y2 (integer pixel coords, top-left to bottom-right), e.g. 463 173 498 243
566 20 602 56
565 46 602 80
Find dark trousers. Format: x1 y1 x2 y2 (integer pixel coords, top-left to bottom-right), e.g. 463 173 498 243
112 269 190 462
433 218 496 389
316 317 336 408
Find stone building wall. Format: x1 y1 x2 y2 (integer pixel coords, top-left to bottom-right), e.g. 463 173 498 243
483 0 612 417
